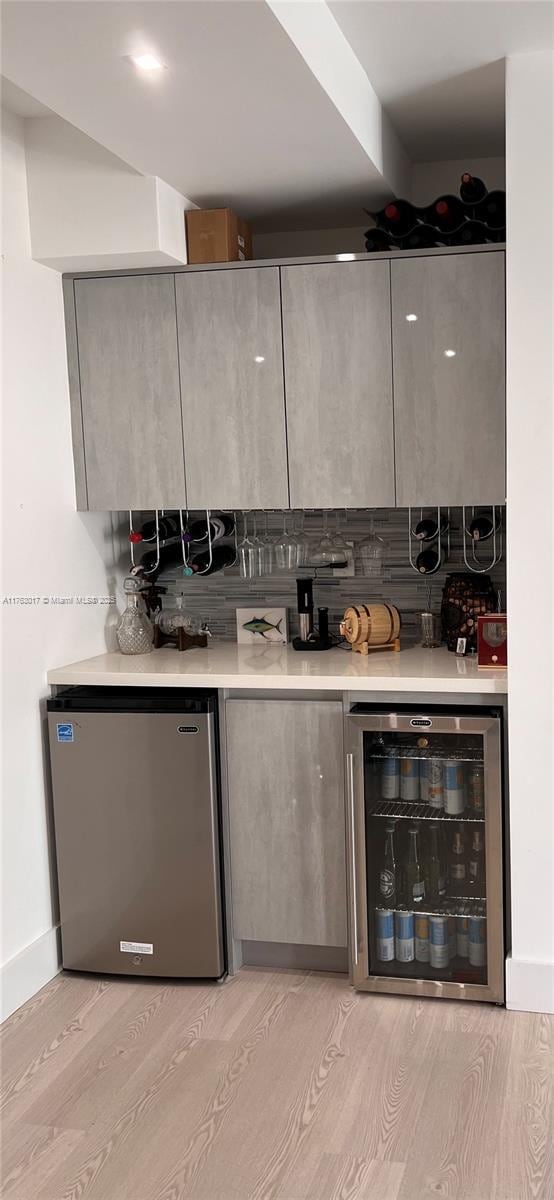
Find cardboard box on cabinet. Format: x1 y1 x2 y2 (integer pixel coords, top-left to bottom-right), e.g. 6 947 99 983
185 208 252 264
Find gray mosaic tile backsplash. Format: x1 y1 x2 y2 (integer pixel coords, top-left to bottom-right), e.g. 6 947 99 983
154 508 506 644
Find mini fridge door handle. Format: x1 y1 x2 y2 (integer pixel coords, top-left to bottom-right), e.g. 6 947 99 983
346 752 359 967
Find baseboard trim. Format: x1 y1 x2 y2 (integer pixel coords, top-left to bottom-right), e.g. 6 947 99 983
1 926 61 1022
506 953 554 1014
240 940 348 974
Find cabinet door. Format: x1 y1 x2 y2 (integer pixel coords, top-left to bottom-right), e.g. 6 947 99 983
226 699 346 947
391 251 506 506
74 275 185 511
281 261 395 508
175 268 289 509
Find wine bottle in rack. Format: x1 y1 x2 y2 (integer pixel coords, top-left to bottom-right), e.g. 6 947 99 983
447 220 489 246
413 515 449 542
190 544 236 576
468 513 495 542
138 541 183 577
364 227 393 253
136 513 180 542
474 191 506 229
214 512 236 538
486 226 506 243
459 173 487 204
373 200 421 237
416 547 440 574
427 195 467 232
399 224 439 250
414 517 438 542
187 513 235 543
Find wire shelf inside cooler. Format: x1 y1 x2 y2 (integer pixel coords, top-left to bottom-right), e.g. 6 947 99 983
367 799 485 823
367 752 484 764
374 899 486 919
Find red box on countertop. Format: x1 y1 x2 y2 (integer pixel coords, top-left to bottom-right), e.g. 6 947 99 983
477 614 507 667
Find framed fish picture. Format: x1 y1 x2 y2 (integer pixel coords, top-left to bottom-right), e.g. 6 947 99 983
236 607 288 645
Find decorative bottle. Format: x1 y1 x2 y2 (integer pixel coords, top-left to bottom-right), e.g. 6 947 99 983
116 577 154 655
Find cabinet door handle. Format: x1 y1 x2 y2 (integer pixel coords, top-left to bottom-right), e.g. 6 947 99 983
346 752 359 966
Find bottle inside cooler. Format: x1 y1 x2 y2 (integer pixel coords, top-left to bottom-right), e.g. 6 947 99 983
364 726 488 986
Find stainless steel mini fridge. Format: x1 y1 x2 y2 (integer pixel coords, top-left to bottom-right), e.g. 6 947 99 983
47 687 225 979
345 706 504 1003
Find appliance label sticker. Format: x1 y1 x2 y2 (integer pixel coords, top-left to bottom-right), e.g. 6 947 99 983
120 941 153 955
178 725 199 734
56 723 74 743
410 718 432 728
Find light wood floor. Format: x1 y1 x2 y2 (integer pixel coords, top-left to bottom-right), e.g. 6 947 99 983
1 969 552 1200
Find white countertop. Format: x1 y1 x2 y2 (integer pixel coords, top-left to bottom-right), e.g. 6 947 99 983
47 643 508 694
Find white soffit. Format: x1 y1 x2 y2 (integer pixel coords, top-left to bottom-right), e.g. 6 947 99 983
266 0 410 198
23 115 192 271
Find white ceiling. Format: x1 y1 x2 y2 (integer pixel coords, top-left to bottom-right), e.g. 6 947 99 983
1 0 386 230
2 0 553 227
1 77 53 117
329 0 553 159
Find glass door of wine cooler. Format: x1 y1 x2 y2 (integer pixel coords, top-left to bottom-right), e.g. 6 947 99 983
345 710 504 1003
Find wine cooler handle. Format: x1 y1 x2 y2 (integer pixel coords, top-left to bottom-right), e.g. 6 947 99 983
346 752 359 967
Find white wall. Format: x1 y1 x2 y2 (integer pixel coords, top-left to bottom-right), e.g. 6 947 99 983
24 115 194 272
253 226 366 259
409 156 505 206
505 52 554 1014
1 110 127 1019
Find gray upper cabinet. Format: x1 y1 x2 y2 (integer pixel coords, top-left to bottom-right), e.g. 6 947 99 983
73 275 186 511
226 698 347 948
175 268 289 509
391 251 506 506
65 249 506 513
281 261 395 508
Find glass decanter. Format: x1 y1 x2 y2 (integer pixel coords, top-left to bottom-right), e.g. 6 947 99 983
155 594 203 637
117 577 154 655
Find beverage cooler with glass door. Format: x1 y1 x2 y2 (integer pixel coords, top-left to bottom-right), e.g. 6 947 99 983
345 707 504 1003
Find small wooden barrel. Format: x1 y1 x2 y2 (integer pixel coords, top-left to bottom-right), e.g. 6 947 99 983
340 603 401 655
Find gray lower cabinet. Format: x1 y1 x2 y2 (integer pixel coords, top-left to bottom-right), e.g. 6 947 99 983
175 268 289 509
391 251 506 506
281 261 395 508
73 275 186 511
226 699 347 948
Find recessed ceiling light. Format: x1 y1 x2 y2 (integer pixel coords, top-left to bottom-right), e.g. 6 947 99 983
405 313 418 322
254 356 265 364
130 53 166 71
444 349 456 358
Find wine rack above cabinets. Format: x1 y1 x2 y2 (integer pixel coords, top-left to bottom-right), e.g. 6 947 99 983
64 248 505 513
367 176 505 252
